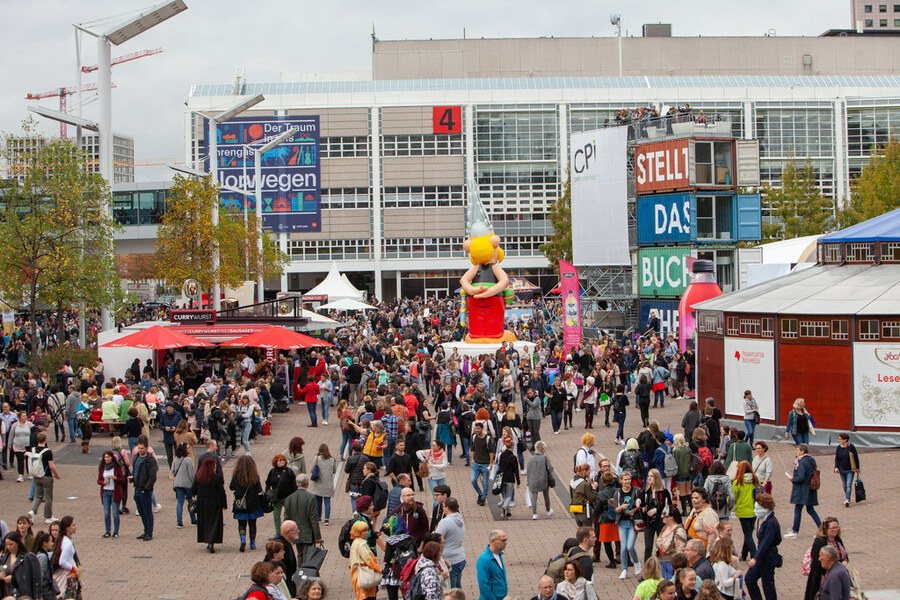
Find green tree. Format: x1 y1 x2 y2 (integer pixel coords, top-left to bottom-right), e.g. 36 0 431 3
761 157 834 241
154 175 288 295
840 136 900 227
0 121 121 372
539 173 572 272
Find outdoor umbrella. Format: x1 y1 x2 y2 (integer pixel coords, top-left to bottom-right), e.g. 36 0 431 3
219 326 334 350
318 297 375 311
101 325 213 349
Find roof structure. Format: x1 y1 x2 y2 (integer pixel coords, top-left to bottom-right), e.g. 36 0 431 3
818 207 900 243
694 263 900 316
305 262 364 301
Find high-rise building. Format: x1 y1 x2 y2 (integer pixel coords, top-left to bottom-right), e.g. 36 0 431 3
850 0 900 31
3 132 134 183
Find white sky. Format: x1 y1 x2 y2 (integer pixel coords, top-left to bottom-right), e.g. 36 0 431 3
0 0 847 181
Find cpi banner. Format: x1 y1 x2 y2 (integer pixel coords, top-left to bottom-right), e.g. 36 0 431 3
206 115 321 233
570 127 630 265
559 260 582 353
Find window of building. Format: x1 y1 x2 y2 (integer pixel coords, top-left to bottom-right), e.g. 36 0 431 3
880 4 888 11
762 318 775 338
756 109 833 158
320 188 371 210
320 136 369 159
381 134 462 157
832 320 849 340
695 249 735 293
800 320 830 338
474 109 558 162
859 319 880 340
847 107 900 157
865 4 873 11
727 317 739 336
895 18 900 25
692 141 733 185
894 4 900 10
696 195 734 240
739 318 761 336
882 242 900 262
781 318 798 339
848 242 874 262
883 321 900 338
824 243 842 263
701 314 719 334
381 186 465 208
881 18 889 25
866 18 874 25
760 159 835 200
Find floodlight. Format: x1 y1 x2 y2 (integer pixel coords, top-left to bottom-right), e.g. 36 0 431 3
104 0 188 45
258 127 298 155
214 94 265 123
28 105 99 132
168 164 207 178
610 14 620 26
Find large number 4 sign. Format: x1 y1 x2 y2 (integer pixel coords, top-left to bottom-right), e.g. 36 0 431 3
433 106 462 134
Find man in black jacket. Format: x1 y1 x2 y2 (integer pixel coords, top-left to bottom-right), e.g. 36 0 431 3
273 520 299 596
131 441 158 541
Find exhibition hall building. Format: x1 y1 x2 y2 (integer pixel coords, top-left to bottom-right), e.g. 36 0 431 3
112 31 900 301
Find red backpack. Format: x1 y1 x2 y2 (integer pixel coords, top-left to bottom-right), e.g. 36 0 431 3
399 555 419 597
697 446 713 469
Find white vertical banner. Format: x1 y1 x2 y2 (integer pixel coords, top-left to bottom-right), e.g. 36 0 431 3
724 337 776 420
570 127 630 266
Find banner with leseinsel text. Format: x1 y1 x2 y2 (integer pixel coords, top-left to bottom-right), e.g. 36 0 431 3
559 260 582 354
204 115 321 233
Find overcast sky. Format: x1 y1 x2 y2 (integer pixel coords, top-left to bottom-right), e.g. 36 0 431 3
1 0 846 181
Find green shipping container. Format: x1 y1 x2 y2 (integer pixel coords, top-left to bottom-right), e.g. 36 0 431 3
637 247 692 298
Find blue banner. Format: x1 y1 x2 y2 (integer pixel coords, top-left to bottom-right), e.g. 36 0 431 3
205 115 321 233
639 299 680 337
636 193 692 246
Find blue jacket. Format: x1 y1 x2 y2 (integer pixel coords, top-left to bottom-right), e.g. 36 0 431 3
790 455 819 506
159 411 182 445
476 545 507 600
754 512 782 567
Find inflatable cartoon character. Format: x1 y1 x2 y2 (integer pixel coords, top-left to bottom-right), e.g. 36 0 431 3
459 179 516 344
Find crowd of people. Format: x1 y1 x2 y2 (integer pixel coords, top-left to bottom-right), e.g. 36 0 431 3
0 295 864 600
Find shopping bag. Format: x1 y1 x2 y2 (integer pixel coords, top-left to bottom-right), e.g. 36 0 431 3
854 478 866 503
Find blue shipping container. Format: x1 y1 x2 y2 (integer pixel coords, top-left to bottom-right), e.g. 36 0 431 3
637 192 762 245
636 193 693 245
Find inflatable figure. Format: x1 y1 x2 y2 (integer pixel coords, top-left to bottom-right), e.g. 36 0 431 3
459 179 516 344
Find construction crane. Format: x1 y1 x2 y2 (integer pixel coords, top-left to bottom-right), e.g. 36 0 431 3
25 47 163 139
80 47 162 73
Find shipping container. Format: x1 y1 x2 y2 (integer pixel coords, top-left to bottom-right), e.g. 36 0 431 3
634 137 761 195
636 192 762 246
637 246 695 298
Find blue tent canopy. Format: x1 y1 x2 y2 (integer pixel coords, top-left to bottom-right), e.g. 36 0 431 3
819 207 900 243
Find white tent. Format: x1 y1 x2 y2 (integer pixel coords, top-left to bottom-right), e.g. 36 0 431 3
305 262 364 302
319 297 375 311
341 273 364 298
300 309 343 330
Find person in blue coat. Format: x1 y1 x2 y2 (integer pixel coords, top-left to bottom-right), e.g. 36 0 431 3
746 493 782 600
476 529 508 600
785 444 821 538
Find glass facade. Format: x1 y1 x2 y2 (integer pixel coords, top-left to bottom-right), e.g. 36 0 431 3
755 109 834 158
847 106 900 157
474 108 558 162
112 188 168 225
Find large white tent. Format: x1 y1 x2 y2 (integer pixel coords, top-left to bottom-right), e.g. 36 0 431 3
319 297 375 311
305 262 365 302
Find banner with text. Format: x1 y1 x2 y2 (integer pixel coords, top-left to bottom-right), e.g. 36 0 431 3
853 343 900 427
724 337 775 420
571 127 630 265
205 115 321 233
559 260 582 353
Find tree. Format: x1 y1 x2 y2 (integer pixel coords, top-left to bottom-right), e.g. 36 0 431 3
539 173 572 272
0 120 121 372
154 175 288 297
761 156 834 242
840 136 900 227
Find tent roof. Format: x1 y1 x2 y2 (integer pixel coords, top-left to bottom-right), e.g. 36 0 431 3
694 263 900 315
305 262 364 301
319 297 375 311
758 235 821 264
819 207 900 243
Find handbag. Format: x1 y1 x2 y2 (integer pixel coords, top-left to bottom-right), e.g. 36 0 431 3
568 503 584 514
854 478 866 503
633 516 646 532
753 411 761 425
356 564 382 589
233 489 248 512
491 474 503 496
310 458 321 482
188 498 198 514
260 491 273 514
417 461 429 480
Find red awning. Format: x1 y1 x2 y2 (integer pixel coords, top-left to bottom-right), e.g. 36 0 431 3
171 324 273 344
219 326 333 350
101 325 213 349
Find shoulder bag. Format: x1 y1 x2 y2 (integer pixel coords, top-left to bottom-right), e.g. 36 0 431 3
233 488 248 512
310 457 321 482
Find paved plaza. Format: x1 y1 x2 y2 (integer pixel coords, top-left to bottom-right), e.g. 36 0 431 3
10 396 898 600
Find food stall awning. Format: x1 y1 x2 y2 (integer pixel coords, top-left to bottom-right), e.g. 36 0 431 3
171 323 274 344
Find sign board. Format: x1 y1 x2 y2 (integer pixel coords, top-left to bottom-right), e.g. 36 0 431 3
636 193 693 245
639 299 680 337
433 107 462 134
853 343 900 427
570 127 630 265
634 139 690 194
126 282 154 303
724 337 775 420
637 247 692 298
208 116 321 233
559 260 582 354
170 310 217 324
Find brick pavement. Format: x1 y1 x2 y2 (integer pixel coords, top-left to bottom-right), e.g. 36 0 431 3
4 394 896 599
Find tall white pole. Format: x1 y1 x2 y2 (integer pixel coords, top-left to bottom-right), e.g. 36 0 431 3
617 24 623 77
97 36 113 332
254 151 264 303
208 117 221 312
75 29 86 349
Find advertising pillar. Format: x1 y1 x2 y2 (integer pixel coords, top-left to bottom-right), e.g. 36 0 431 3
559 260 582 354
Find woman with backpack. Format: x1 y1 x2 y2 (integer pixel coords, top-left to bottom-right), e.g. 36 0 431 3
703 462 735 521
635 375 652 428
265 454 297 532
570 463 596 527
309 444 336 526
656 507 687 580
380 515 417 600
785 398 814 445
617 438 646 490
642 468 674 563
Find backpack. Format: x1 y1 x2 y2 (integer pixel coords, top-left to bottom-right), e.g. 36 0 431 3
391 547 418 577
690 453 703 476
338 516 361 558
372 479 389 511
709 479 729 511
26 448 49 478
237 584 272 600
809 463 821 491
697 446 713 470
399 555 419 598
545 547 586 585
405 564 437 600
662 447 679 477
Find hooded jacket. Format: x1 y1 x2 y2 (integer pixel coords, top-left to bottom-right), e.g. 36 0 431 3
434 511 466 564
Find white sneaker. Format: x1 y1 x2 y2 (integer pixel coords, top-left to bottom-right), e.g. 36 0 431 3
322 420 328 425
619 569 628 580
554 431 559 435
27 510 34 520
784 531 798 538
16 475 23 483
546 509 554 517
508 502 515 507
533 514 538 520
44 518 55 524
153 504 162 513
520 469 527 475
634 565 643 578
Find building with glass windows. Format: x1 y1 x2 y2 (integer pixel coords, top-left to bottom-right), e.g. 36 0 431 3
4 132 134 183
143 34 900 303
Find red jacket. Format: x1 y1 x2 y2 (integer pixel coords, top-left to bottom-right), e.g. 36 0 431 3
299 382 320 404
98 463 126 503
